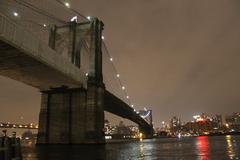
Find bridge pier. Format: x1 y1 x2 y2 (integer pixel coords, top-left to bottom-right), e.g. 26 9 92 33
139 126 154 139
37 85 105 145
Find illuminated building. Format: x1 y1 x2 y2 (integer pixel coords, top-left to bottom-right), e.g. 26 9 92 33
225 112 240 132
170 116 182 135
104 120 140 139
104 120 111 135
116 121 131 136
182 113 222 135
212 114 223 129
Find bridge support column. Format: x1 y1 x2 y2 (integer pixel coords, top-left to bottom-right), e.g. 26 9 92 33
85 83 105 143
139 126 154 139
37 86 105 145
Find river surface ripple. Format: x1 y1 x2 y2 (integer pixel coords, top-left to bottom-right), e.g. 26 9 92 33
22 135 240 160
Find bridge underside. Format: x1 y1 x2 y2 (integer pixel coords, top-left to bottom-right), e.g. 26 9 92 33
104 91 153 138
0 40 82 90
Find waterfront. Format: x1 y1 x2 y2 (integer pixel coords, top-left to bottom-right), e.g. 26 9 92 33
22 135 240 160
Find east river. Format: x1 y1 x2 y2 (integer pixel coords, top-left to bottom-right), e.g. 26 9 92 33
22 135 240 160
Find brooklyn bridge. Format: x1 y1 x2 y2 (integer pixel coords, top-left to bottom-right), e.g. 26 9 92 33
0 0 153 144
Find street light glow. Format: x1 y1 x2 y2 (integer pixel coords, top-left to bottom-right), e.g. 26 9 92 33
110 58 113 61
116 74 120 78
131 104 134 108
101 36 105 40
126 96 129 99
121 86 125 90
43 24 47 27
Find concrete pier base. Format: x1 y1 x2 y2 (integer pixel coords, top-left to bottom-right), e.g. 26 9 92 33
139 126 154 139
37 85 105 144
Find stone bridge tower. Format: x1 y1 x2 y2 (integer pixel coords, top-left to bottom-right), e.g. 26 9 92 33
37 18 105 144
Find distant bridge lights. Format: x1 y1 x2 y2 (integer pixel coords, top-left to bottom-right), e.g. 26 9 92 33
43 24 47 27
0 122 38 129
13 12 18 17
131 104 134 108
140 110 151 119
121 86 125 90
86 16 91 20
126 96 129 99
110 58 113 62
116 74 120 78
70 16 77 22
64 2 70 8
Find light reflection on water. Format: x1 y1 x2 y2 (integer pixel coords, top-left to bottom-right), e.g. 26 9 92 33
225 135 239 160
22 136 240 160
139 143 144 159
195 136 209 160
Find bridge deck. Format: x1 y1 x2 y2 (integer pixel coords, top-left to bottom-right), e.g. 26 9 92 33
104 90 151 129
0 13 85 89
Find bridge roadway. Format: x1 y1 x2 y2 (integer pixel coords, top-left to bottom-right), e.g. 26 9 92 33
0 13 152 143
104 91 152 134
0 13 86 90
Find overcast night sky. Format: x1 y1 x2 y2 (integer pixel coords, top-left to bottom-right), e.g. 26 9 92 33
1 0 240 126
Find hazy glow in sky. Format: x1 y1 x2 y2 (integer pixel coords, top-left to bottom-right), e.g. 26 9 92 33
1 0 240 127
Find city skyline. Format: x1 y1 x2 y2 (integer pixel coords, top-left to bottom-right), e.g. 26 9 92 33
1 0 240 126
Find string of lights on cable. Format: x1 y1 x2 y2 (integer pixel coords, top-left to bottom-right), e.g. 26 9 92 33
4 0 149 114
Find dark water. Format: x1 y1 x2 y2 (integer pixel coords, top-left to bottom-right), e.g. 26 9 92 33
22 135 240 160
